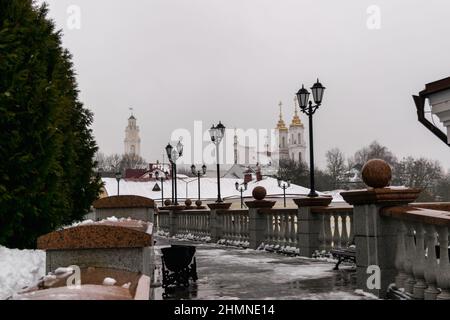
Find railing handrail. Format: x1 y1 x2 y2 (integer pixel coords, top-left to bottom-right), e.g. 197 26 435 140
381 205 450 227
311 204 353 214
258 208 298 214
216 209 248 215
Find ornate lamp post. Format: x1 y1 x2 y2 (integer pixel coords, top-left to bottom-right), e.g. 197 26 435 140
191 164 207 202
115 170 122 196
154 170 169 207
296 79 326 198
277 179 291 207
235 181 248 209
209 122 226 203
166 140 183 205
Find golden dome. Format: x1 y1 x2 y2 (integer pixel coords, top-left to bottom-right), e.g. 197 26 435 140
275 102 288 131
290 97 304 127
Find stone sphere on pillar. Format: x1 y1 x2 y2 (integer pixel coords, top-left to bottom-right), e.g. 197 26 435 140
185 199 192 207
252 186 267 201
195 200 202 207
164 199 172 206
361 159 392 188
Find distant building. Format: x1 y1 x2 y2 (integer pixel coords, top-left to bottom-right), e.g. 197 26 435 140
275 99 307 164
124 112 141 156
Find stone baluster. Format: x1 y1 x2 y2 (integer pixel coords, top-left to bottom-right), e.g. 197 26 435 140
348 215 354 244
404 222 417 294
290 213 297 247
412 222 427 299
318 214 326 252
280 213 287 247
341 213 349 246
424 224 439 300
394 220 408 290
324 215 332 251
332 214 340 248
436 226 450 300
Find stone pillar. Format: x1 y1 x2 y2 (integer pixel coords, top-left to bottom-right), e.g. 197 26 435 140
168 209 177 237
93 195 156 222
341 159 421 299
245 187 275 250
207 202 232 242
293 196 332 257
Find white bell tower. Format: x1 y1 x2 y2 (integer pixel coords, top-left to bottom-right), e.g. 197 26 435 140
124 110 141 156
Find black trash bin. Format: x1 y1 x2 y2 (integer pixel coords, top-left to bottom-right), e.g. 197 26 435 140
161 245 198 289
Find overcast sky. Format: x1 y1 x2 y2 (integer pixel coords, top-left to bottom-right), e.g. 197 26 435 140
38 0 450 169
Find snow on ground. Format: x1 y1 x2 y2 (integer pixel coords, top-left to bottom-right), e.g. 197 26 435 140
102 177 344 202
0 246 45 300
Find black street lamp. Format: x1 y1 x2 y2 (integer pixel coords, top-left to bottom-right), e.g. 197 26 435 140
166 141 183 205
277 178 291 208
235 181 248 209
191 164 207 201
115 170 122 196
296 79 326 198
209 122 226 203
154 170 169 207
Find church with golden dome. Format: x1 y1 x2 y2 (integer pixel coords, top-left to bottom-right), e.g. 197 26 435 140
275 98 307 164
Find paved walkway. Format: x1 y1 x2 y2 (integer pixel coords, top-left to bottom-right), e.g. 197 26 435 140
153 237 373 300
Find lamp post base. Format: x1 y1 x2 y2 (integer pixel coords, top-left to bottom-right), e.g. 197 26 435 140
293 196 332 207
307 191 319 198
207 202 232 210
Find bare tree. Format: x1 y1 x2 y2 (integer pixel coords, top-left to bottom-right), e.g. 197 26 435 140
352 141 397 171
325 148 346 189
119 153 148 170
393 157 443 190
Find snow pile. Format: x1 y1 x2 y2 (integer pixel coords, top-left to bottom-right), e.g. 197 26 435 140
354 289 379 300
175 233 211 243
257 243 300 255
156 230 170 237
217 239 250 248
103 277 117 286
0 246 45 300
54 267 74 275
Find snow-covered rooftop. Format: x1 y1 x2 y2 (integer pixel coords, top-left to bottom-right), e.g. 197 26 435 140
102 177 343 203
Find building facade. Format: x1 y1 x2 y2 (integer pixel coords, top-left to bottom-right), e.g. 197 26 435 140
276 100 306 164
124 113 141 156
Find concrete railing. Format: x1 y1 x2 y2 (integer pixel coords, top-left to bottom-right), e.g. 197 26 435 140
381 204 450 300
155 200 353 256
217 209 249 245
260 208 298 250
313 205 354 251
156 211 170 234
176 210 211 239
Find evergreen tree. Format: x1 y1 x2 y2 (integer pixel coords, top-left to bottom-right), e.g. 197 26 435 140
0 0 101 248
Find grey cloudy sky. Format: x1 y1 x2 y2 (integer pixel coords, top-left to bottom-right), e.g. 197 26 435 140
39 0 450 169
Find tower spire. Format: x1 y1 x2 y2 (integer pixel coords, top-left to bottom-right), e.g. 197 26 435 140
290 96 303 127
276 101 288 130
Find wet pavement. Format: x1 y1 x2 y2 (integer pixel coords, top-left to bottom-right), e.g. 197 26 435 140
153 237 372 300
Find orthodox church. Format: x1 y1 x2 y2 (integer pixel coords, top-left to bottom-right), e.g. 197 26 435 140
274 98 307 164
225 98 307 179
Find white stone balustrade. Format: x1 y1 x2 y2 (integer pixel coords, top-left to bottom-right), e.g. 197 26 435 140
314 207 354 253
263 209 298 250
382 205 450 300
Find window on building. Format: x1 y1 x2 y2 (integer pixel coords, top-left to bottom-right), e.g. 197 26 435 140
131 145 136 154
298 133 301 144
299 152 302 162
282 136 285 148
